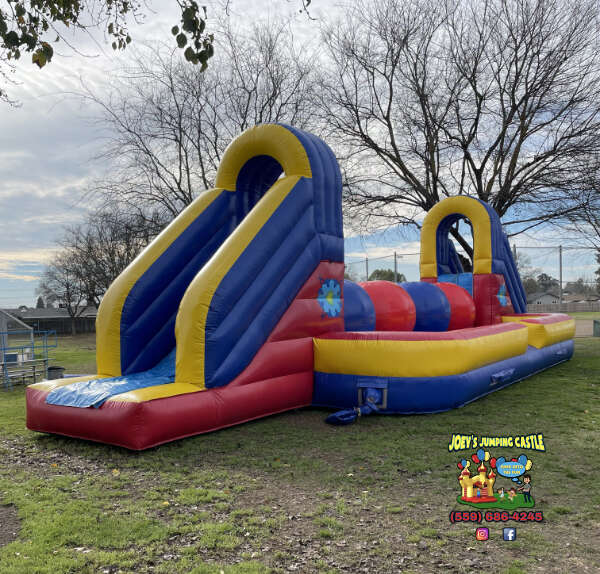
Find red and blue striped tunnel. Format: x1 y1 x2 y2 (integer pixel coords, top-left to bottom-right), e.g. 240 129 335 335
343 279 475 332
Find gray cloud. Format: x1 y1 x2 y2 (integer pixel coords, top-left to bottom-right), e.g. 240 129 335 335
0 1 340 307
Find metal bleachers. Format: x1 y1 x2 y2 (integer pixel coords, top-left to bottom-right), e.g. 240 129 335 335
0 327 57 390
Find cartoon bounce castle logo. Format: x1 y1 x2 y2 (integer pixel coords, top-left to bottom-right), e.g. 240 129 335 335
449 434 545 511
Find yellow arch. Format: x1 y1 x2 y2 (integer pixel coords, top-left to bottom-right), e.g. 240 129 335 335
215 124 311 190
419 196 493 278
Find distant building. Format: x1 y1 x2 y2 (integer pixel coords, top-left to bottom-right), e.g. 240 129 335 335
526 292 560 305
1 306 97 335
562 294 600 304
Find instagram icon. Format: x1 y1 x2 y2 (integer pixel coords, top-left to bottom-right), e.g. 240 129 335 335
475 527 489 541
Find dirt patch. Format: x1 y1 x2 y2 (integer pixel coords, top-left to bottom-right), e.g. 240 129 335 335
0 504 20 547
575 319 594 337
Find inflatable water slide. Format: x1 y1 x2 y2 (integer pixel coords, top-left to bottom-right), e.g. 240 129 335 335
26 125 575 449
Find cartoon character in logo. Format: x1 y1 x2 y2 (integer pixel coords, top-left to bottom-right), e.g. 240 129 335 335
317 279 342 318
518 474 533 503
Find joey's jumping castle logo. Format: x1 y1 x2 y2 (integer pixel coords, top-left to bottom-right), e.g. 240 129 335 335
449 434 544 510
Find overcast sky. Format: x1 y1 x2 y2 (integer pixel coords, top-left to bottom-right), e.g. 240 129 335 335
0 1 596 308
0 0 333 308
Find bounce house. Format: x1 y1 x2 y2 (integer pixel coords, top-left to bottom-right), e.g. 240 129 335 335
26 125 575 449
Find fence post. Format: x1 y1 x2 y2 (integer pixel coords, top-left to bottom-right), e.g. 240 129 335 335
1 331 6 389
394 251 398 282
559 245 563 310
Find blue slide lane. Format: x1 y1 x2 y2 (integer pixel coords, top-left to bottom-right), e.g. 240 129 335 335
119 191 234 375
46 349 176 408
493 232 527 313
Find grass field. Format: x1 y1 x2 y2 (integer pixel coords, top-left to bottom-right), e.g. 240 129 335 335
49 333 97 374
0 337 598 573
567 312 600 320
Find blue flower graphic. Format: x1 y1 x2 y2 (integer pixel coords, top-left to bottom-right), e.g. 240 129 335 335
317 279 342 317
496 284 508 306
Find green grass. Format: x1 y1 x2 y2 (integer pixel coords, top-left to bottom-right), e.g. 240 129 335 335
456 494 535 510
567 311 600 319
49 333 97 374
0 337 598 572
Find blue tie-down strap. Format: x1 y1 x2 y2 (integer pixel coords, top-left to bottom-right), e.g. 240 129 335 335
325 387 384 425
45 349 176 408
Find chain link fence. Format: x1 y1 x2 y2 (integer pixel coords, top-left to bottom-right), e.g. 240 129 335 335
344 252 422 283
344 245 600 313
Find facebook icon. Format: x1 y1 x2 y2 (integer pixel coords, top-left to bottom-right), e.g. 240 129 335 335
503 527 517 541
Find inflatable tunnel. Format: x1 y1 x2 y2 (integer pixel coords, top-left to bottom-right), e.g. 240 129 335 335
26 125 575 449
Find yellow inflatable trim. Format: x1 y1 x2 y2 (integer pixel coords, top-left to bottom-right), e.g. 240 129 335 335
420 196 493 277
314 327 528 378
215 124 311 190
501 315 575 349
96 188 225 377
106 382 201 403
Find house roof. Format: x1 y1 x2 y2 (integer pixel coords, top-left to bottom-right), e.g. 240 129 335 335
562 294 600 303
0 309 33 331
1 306 97 320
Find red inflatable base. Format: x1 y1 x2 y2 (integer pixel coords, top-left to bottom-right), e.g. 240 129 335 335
26 373 313 450
26 261 344 450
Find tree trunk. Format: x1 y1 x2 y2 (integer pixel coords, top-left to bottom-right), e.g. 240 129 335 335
449 227 474 259
71 316 77 336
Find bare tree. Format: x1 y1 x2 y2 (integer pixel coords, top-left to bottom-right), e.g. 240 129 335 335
567 183 600 290
58 208 159 306
514 250 541 294
568 182 600 248
37 252 87 335
319 0 600 255
84 20 317 222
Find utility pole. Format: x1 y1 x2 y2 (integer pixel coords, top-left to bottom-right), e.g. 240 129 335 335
559 245 563 309
365 256 369 282
394 252 398 282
